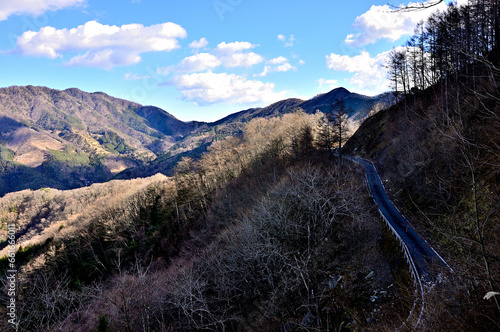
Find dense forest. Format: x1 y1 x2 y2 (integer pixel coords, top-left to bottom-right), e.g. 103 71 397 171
0 0 499 331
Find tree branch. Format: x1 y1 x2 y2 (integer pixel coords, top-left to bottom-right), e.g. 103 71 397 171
390 0 444 12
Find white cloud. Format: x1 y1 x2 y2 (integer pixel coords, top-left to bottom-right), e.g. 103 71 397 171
16 20 187 69
176 53 221 72
165 71 288 105
255 57 297 77
346 0 464 46
213 41 263 67
0 0 84 21
268 56 288 65
277 34 295 47
221 51 263 67
326 49 399 93
214 41 255 55
275 63 295 72
168 40 264 76
189 37 208 50
173 40 263 73
65 49 142 68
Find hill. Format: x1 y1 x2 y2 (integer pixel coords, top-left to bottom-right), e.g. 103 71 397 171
213 88 392 125
343 1 500 328
0 111 406 331
114 87 392 180
0 86 210 195
0 85 389 194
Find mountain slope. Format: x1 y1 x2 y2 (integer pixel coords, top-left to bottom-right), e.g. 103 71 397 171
112 87 393 181
300 88 393 119
0 112 403 332
0 86 203 195
344 77 500 329
0 85 391 195
214 88 392 125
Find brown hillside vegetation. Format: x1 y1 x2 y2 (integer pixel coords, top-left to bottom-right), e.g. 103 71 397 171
345 78 500 330
1 111 408 331
0 85 204 196
0 85 389 196
0 173 169 259
345 0 500 329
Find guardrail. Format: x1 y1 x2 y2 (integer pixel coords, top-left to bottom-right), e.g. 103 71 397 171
346 156 425 331
378 208 425 331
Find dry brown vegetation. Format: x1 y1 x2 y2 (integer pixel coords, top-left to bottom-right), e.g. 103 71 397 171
0 111 406 331
0 173 169 259
345 1 500 329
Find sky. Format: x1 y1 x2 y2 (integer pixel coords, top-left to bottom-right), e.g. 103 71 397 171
0 0 464 122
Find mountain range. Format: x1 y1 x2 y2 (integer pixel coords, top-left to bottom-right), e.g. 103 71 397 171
0 85 392 196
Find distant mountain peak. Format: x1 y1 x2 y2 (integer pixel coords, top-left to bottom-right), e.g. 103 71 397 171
331 87 350 94
0 84 394 195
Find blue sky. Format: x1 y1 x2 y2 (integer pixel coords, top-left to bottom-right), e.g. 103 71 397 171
0 0 462 122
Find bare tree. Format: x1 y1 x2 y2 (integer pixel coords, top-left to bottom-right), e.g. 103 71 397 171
330 99 350 169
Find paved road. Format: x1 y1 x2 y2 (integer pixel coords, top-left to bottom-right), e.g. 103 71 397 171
346 156 451 281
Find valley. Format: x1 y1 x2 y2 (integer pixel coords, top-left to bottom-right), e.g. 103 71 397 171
0 85 389 196
0 0 499 331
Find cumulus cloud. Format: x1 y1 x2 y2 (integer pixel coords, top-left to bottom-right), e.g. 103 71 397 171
220 51 263 67
189 37 208 50
164 71 288 105
212 41 263 67
326 49 400 93
65 49 142 68
346 0 467 46
214 41 254 54
268 56 288 65
255 56 297 77
163 41 285 105
176 53 221 72
0 0 84 21
173 40 263 72
15 20 187 69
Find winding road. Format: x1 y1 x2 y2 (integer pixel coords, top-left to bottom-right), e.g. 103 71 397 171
346 156 452 282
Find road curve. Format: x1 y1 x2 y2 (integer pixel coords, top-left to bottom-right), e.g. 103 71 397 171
346 156 452 281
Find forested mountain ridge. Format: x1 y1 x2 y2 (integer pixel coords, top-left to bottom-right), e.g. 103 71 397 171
1 110 407 331
113 87 392 181
0 85 204 195
212 88 392 125
0 85 388 195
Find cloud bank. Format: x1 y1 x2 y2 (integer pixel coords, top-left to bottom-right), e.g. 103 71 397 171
16 20 187 69
0 0 84 21
164 71 288 105
345 0 468 46
326 49 397 93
